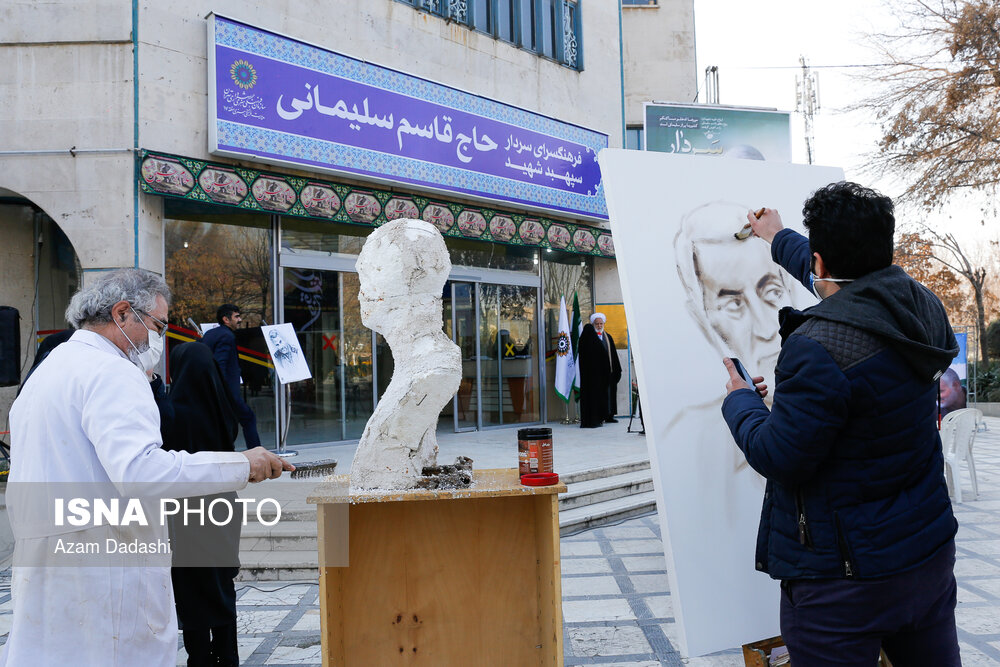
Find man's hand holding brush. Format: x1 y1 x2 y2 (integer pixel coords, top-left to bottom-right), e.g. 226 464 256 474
747 207 784 244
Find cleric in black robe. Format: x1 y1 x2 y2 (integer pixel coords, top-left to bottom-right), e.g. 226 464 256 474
161 342 242 667
578 313 623 428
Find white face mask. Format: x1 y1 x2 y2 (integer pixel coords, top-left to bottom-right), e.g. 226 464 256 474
809 273 854 300
136 326 164 373
115 307 164 373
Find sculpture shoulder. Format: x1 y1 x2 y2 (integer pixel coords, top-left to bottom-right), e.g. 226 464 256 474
407 335 462 381
413 333 461 358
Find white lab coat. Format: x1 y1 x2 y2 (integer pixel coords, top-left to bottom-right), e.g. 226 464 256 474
2 330 251 666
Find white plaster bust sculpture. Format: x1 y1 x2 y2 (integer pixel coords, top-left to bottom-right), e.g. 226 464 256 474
350 219 462 490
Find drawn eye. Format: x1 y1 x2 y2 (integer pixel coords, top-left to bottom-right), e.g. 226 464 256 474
759 280 786 307
719 296 744 315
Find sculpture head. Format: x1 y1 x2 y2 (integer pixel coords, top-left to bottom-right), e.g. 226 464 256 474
356 219 451 333
674 201 794 403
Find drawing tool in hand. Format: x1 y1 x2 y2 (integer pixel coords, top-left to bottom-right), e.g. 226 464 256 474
289 458 338 479
734 207 767 240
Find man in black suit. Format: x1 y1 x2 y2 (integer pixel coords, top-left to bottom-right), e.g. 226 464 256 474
578 313 622 428
200 304 261 448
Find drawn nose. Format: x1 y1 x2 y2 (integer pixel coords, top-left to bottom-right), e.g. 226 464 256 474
750 298 778 342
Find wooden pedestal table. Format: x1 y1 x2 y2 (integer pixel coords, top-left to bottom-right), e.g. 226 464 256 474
307 468 567 666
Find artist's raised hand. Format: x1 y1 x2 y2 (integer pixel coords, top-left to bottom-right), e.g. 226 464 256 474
722 358 768 398
243 446 295 483
749 208 784 244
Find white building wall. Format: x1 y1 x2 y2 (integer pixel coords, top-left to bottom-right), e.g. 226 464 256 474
0 3 135 270
622 0 698 128
0 206 36 423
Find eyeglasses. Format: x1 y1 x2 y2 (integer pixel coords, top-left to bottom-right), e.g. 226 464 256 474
133 307 168 338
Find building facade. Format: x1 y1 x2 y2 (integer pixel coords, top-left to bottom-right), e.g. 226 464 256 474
0 1 696 449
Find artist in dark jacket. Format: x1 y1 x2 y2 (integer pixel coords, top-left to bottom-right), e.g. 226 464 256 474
578 314 622 428
161 342 242 667
721 182 960 665
200 304 261 448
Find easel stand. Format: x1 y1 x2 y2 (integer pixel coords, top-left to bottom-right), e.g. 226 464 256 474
308 469 567 666
627 393 644 434
278 383 297 458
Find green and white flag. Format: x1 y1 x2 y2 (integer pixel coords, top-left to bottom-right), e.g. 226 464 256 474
555 295 575 403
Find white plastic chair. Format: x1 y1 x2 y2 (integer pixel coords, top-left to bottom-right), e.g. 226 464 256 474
940 408 981 503
967 409 982 499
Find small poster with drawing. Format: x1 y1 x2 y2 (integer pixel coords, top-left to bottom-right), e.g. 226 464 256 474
261 323 311 383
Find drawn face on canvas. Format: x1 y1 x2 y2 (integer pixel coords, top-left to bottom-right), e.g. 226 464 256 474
695 240 787 375
675 201 793 403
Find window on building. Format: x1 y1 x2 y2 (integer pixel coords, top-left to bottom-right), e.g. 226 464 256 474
539 0 556 59
622 0 657 6
520 0 536 49
625 126 644 150
472 0 492 32
496 0 517 43
397 0 582 70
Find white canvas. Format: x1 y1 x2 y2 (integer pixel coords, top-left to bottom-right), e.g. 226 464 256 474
598 149 844 656
261 323 312 384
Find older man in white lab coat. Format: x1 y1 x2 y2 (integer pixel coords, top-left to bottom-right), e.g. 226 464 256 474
3 269 293 666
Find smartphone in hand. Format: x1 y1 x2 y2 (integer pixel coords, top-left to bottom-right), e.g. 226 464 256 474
730 357 764 397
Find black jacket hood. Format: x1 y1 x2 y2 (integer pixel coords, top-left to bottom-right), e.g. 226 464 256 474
781 265 959 382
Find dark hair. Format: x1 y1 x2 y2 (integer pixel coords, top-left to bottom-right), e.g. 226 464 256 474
802 181 895 279
216 304 241 324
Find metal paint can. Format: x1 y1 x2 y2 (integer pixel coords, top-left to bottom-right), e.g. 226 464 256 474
518 427 553 475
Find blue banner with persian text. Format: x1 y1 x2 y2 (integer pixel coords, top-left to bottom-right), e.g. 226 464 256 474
208 15 608 220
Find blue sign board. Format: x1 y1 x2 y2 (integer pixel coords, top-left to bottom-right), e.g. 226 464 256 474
952 332 968 381
208 15 608 220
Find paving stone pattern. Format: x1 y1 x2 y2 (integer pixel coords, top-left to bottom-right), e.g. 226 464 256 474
1 419 1000 665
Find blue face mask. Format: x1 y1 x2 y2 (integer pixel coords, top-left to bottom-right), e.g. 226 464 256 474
809 273 854 300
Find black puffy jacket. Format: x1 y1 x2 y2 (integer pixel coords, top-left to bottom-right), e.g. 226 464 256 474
722 229 958 580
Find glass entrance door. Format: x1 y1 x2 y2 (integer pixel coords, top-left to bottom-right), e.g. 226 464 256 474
279 266 541 440
478 283 540 426
281 267 373 445
282 267 341 445
449 282 478 431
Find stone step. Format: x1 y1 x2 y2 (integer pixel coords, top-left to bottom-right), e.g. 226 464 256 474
558 469 654 510
559 459 651 485
240 520 318 552
558 490 657 536
237 550 318 582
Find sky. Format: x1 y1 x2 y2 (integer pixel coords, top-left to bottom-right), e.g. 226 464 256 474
690 0 995 249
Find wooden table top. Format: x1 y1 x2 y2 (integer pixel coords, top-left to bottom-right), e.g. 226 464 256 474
307 468 567 505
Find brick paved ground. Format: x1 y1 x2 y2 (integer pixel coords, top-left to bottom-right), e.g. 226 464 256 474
0 418 998 665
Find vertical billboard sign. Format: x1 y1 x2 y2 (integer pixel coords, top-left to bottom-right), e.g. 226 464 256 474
643 103 792 162
208 15 608 221
939 331 968 416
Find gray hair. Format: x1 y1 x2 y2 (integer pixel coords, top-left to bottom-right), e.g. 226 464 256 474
65 268 171 328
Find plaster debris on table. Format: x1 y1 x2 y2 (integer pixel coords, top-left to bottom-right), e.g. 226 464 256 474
416 455 473 489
